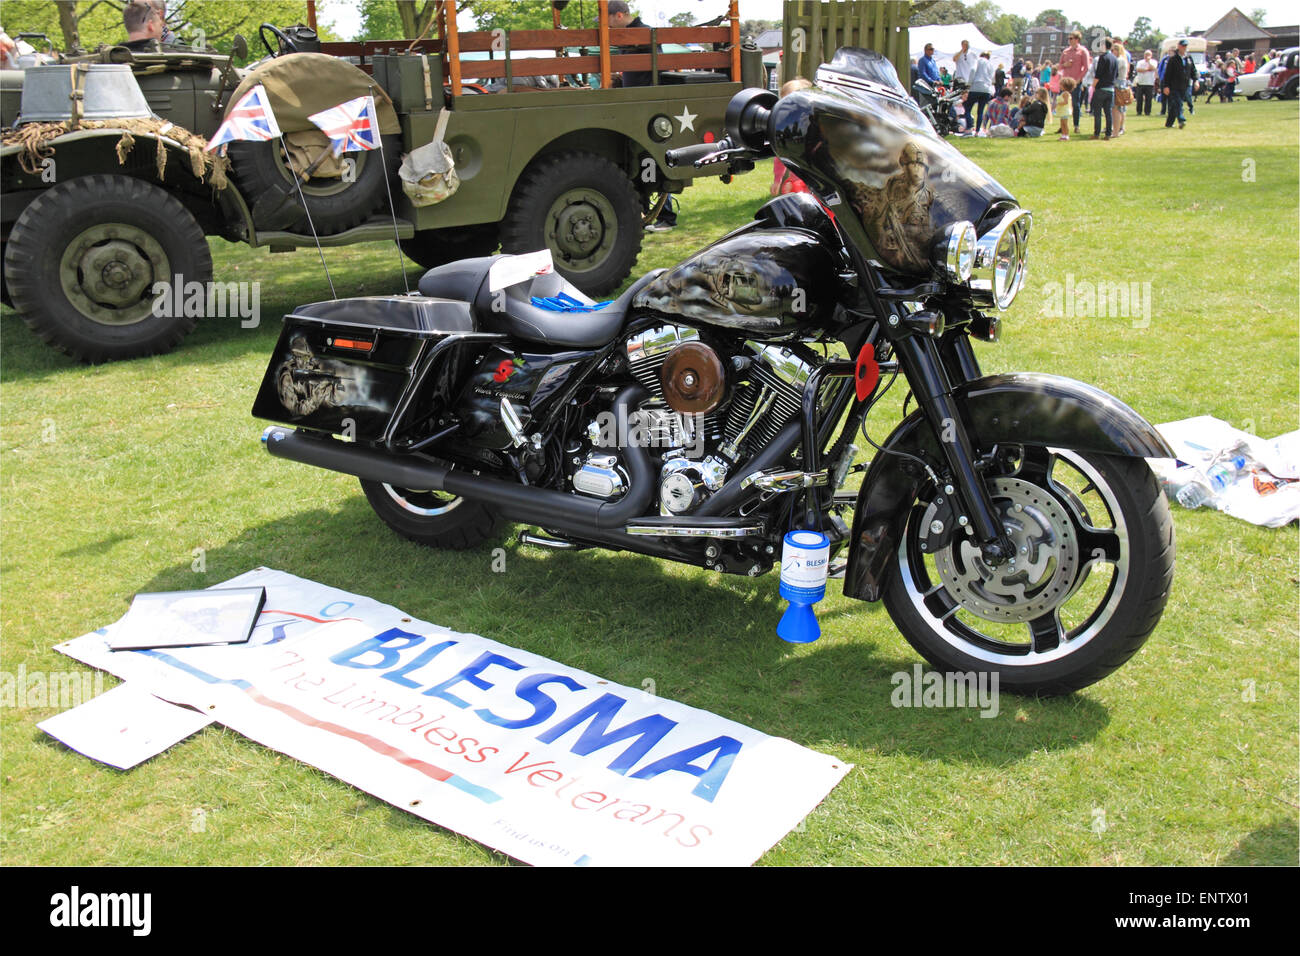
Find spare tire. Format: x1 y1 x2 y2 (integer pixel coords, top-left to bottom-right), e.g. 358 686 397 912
222 52 403 235
228 132 401 235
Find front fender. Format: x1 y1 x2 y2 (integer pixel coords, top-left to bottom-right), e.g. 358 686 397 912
842 372 1173 602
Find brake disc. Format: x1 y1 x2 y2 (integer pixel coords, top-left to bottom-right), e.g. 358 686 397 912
930 476 1080 623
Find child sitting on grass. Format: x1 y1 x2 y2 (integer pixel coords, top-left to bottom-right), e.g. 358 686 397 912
1057 77 1077 139
1017 91 1047 137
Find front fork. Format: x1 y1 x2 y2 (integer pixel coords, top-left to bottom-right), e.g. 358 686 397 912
892 330 1015 564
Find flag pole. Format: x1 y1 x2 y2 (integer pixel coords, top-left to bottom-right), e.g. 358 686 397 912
370 89 410 295
282 135 337 300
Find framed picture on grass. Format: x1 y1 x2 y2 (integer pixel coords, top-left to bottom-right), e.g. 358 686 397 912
107 587 266 651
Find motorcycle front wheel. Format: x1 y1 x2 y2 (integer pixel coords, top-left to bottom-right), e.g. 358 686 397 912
881 447 1175 696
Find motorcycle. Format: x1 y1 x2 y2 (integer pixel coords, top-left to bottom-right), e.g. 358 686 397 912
254 48 1175 696
911 76 965 136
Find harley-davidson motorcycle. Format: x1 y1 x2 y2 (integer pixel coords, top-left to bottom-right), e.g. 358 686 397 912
254 49 1175 696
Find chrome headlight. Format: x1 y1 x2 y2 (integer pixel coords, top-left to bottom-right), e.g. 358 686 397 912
932 220 977 284
970 208 1032 310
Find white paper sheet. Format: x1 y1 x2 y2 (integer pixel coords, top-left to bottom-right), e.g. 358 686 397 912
38 684 215 770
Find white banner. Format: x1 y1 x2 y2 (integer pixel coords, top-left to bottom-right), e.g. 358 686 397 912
57 569 851 866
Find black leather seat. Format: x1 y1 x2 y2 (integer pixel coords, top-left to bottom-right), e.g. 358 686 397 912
417 255 663 349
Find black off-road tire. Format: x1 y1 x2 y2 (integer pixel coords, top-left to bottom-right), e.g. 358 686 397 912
882 450 1175 697
499 150 642 297
228 134 402 235
360 478 503 550
3 175 211 363
401 223 500 271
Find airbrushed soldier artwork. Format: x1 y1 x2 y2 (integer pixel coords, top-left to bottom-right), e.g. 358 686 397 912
275 333 356 418
843 140 956 273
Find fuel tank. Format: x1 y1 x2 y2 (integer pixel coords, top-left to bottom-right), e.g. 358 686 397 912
772 48 1017 276
630 221 842 340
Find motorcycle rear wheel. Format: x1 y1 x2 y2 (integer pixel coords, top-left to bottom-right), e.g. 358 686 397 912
360 478 502 550
881 447 1174 696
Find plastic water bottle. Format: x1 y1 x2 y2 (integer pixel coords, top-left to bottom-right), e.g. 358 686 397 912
1175 481 1213 509
1207 455 1248 493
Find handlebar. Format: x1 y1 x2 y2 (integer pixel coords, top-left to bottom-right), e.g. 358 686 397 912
664 138 736 168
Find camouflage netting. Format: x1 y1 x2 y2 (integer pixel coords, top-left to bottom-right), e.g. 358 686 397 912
1 116 230 190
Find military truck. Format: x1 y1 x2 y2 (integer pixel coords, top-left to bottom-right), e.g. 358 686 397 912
0 1 761 362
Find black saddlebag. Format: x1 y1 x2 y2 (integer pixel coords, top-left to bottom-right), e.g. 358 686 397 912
252 295 478 445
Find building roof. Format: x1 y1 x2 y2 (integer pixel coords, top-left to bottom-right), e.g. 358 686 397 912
755 29 783 49
1204 8 1271 42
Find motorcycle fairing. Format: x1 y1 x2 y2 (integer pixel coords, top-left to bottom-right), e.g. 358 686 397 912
842 373 1176 601
769 68 1015 275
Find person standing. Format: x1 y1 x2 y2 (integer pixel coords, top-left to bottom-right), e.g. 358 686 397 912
1179 44 1198 117
1056 76 1078 138
1163 38 1194 128
1021 60 1039 96
121 0 163 51
1134 48 1157 115
967 50 994 133
1090 37 1118 140
918 42 941 85
1111 40 1131 136
994 62 1006 92
1058 30 1091 134
608 1 655 88
953 39 974 87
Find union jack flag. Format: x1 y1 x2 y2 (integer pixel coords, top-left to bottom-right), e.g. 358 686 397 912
205 85 282 153
307 95 382 157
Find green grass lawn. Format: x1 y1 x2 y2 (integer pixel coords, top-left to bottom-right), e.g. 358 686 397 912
2 99 1296 866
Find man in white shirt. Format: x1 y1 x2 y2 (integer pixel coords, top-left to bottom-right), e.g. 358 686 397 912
1133 49 1157 115
953 39 974 85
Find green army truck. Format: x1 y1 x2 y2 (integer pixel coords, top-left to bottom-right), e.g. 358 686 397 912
0 3 762 362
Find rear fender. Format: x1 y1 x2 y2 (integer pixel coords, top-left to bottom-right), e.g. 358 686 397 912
842 372 1174 602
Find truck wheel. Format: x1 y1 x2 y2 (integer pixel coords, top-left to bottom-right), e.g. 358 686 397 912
401 223 499 270
500 151 642 297
3 175 211 363
228 134 401 236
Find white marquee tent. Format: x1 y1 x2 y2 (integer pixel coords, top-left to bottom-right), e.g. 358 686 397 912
909 22 1015 76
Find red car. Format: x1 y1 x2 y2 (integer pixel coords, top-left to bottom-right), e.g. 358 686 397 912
1266 47 1298 100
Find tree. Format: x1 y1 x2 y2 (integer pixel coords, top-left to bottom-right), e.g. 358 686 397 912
2 0 334 54
1127 16 1163 53
909 1 970 27
984 13 1027 46
1031 9 1069 28
740 19 777 37
1248 8 1269 26
356 0 406 40
468 1 591 34
668 12 696 28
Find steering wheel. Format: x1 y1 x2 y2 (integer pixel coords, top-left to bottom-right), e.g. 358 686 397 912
259 23 298 58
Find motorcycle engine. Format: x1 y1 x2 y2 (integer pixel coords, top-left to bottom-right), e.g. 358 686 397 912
606 324 816 515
